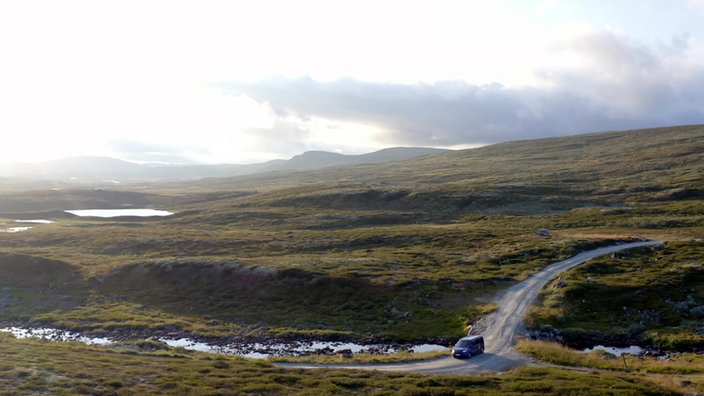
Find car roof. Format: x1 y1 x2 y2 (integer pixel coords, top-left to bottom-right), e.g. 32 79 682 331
459 335 483 341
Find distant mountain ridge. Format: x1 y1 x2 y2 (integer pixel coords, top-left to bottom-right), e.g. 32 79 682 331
0 147 449 181
283 147 450 170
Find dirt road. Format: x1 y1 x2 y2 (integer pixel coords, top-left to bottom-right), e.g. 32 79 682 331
278 240 662 374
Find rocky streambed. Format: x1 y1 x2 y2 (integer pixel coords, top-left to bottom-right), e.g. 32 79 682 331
0 325 448 359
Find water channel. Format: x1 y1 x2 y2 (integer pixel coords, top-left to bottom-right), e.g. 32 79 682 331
0 327 448 359
582 345 644 357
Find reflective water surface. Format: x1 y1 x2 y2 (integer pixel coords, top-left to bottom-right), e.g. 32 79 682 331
1 327 447 359
583 345 644 356
65 209 173 217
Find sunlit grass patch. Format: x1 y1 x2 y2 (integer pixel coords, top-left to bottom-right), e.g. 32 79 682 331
516 339 704 375
270 349 449 364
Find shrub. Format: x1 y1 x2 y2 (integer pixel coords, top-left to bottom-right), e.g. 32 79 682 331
642 329 704 351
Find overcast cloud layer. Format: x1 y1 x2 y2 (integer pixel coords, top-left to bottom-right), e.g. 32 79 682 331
224 28 704 148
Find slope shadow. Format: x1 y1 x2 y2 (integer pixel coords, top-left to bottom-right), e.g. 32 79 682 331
97 260 454 342
0 253 87 316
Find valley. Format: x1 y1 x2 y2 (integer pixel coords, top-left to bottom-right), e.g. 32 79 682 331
0 125 703 394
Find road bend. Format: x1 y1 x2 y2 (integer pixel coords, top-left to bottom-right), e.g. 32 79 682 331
277 240 663 374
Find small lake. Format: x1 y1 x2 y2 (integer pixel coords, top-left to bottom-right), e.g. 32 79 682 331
0 327 447 359
15 219 54 224
3 219 55 233
4 227 33 233
65 209 174 218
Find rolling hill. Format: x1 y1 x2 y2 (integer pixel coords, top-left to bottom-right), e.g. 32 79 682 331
0 147 447 182
0 125 701 215
184 124 704 214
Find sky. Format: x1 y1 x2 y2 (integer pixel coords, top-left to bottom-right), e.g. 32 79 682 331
1 0 703 165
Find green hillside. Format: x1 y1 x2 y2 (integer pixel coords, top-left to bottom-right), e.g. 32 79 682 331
197 124 701 187
180 124 702 217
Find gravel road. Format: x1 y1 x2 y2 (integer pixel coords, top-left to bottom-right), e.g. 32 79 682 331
277 240 663 374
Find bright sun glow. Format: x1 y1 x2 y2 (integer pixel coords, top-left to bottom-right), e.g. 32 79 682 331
0 0 703 165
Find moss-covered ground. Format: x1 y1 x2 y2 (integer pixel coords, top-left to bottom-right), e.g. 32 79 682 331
0 332 682 395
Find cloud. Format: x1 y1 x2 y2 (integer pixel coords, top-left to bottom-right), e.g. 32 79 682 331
244 118 313 155
221 29 704 148
109 140 209 165
224 78 543 146
541 28 704 123
689 0 704 14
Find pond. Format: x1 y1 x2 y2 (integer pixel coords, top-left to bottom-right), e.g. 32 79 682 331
0 327 447 359
4 226 33 233
3 219 56 232
15 219 54 224
65 209 174 218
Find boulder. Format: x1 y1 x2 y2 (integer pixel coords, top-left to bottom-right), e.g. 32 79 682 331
689 305 704 319
537 229 551 237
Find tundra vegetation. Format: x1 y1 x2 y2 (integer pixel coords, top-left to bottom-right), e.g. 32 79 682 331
0 125 702 394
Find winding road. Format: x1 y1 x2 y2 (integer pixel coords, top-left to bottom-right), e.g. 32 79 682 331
278 240 663 374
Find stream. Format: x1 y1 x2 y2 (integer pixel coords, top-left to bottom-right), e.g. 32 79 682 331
0 326 448 359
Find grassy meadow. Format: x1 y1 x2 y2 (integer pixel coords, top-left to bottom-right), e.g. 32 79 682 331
0 332 685 395
527 240 704 350
0 124 702 393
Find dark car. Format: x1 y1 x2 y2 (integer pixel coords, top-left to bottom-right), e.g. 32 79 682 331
451 335 484 359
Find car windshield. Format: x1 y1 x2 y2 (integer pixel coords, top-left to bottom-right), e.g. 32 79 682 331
455 339 472 348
